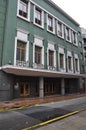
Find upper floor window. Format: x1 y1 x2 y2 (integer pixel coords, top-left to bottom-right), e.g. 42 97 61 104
49 50 54 66
57 21 64 38
35 46 42 64
72 31 77 44
47 14 55 33
16 40 26 62
18 0 30 21
66 27 71 42
34 6 44 28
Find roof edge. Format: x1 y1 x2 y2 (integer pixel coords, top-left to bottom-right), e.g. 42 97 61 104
44 0 80 26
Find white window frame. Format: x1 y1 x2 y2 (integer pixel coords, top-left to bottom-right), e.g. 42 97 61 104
34 5 44 28
47 42 56 70
33 36 44 66
67 51 73 73
65 26 72 43
58 47 66 72
74 54 80 73
57 21 64 39
47 14 55 34
17 0 30 22
14 29 29 66
72 31 78 46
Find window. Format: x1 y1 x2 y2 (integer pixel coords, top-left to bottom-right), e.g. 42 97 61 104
16 40 26 62
72 31 77 44
18 0 30 20
47 15 53 32
75 58 78 72
68 56 72 70
19 0 28 18
49 50 54 66
35 46 42 64
59 53 64 69
57 21 63 37
79 41 82 48
35 7 42 25
66 27 71 42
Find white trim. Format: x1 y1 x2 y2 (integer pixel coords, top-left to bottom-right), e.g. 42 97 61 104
58 47 66 72
17 0 30 22
30 0 78 33
33 37 44 65
47 42 56 67
33 5 44 29
14 37 17 66
47 14 55 34
2 65 85 77
67 51 73 73
57 21 64 39
14 30 29 66
74 54 80 73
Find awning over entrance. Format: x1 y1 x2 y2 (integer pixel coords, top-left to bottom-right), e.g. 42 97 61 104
1 65 86 78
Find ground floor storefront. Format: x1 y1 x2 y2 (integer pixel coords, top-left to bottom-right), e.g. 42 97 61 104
0 70 86 101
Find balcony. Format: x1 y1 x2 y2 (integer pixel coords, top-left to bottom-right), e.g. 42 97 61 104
16 60 29 67
33 63 44 69
48 66 56 71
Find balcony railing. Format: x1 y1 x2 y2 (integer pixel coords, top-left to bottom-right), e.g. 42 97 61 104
33 63 44 69
48 66 56 71
16 60 29 67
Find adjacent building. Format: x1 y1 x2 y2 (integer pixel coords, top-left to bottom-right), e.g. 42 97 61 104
0 0 86 101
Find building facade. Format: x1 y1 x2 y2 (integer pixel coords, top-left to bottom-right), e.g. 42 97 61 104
0 0 86 101
81 28 86 74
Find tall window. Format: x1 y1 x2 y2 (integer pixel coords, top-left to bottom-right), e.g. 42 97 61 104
16 40 26 62
66 27 71 41
58 21 62 37
35 7 42 26
48 15 53 32
35 46 42 64
73 31 76 44
68 56 72 70
49 50 54 66
75 58 78 72
59 53 64 69
19 0 28 18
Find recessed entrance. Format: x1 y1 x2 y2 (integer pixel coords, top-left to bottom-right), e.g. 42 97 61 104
19 82 30 97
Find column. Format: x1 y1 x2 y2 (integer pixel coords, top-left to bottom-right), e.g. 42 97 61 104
39 77 44 98
61 78 65 95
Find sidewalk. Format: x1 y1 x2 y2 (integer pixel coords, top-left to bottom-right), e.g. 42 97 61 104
0 93 86 110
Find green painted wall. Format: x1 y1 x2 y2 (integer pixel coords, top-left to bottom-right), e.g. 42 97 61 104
0 0 7 66
1 0 84 73
2 0 17 65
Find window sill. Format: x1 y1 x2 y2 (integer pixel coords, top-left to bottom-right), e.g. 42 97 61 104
34 22 44 29
17 14 30 22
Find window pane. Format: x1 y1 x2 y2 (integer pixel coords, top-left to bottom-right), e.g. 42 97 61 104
16 40 26 62
60 53 64 69
35 46 42 64
49 50 54 66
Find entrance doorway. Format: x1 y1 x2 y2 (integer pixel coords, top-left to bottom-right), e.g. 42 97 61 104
19 82 30 97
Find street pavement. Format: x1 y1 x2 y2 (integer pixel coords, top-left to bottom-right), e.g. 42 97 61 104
0 96 86 130
36 110 86 130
